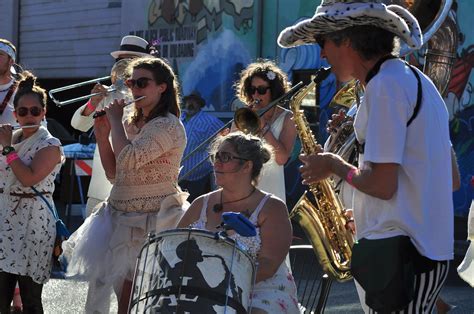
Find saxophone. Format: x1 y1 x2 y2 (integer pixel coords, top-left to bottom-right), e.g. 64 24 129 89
289 73 354 282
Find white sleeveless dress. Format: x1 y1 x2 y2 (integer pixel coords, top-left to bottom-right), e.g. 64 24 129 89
257 109 290 203
190 193 299 313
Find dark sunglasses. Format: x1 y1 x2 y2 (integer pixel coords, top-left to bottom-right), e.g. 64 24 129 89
248 86 270 96
210 151 248 164
16 106 43 117
125 77 154 89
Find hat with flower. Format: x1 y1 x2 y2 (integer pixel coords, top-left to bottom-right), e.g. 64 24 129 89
277 0 423 50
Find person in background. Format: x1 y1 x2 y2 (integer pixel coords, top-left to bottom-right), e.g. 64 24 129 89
179 91 224 202
0 38 19 126
456 176 474 288
0 37 24 313
62 57 188 314
279 0 454 312
233 60 297 203
0 71 64 313
178 132 299 313
70 35 152 216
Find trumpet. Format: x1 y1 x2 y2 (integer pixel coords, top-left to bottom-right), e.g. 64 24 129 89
48 59 131 107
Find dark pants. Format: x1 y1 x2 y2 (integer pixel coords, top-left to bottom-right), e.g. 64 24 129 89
367 260 450 314
0 272 43 314
180 174 213 203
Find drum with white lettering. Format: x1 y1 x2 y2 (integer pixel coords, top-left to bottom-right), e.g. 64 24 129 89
129 228 255 313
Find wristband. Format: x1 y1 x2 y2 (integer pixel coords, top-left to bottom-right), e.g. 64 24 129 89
6 152 19 164
85 100 96 111
346 168 357 187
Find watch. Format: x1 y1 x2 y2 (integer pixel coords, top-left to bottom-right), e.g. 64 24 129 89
2 146 15 156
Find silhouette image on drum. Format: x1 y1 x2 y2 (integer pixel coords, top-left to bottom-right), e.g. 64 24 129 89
129 229 255 313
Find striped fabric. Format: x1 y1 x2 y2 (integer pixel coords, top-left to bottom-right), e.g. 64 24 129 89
368 260 450 314
180 111 224 181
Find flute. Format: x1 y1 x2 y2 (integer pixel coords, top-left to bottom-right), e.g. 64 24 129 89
12 125 41 130
92 95 147 119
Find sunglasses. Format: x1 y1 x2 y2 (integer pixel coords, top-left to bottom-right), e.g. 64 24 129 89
125 77 154 89
210 151 248 164
248 86 270 96
16 106 43 117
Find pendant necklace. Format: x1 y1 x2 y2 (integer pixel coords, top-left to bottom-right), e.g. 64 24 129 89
212 187 256 213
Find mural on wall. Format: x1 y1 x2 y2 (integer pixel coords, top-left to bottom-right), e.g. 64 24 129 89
124 0 257 111
445 1 474 217
279 1 474 217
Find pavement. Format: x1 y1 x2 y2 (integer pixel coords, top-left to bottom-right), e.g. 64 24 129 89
40 247 473 313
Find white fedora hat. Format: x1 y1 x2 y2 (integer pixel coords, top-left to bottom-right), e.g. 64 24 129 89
110 35 151 58
278 0 423 50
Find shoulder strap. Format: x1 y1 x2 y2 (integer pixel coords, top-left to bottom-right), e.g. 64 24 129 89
355 61 423 154
250 193 272 221
32 186 71 237
406 64 422 127
31 186 59 220
0 82 17 115
199 194 211 223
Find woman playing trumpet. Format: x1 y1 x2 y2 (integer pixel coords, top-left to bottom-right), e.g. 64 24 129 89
233 60 297 203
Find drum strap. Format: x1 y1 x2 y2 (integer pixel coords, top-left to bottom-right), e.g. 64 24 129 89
132 286 247 314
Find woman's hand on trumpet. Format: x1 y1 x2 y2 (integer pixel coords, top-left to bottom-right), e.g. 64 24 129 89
82 83 108 116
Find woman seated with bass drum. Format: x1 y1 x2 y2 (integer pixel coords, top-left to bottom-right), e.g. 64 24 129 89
178 132 299 314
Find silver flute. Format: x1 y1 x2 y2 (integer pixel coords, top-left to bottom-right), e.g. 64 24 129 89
92 95 147 119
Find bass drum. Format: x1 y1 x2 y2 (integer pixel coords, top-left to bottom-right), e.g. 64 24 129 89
129 229 255 314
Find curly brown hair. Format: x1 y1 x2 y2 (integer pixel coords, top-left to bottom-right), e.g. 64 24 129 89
235 59 290 105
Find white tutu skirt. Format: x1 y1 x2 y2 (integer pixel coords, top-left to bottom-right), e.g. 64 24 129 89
61 192 189 313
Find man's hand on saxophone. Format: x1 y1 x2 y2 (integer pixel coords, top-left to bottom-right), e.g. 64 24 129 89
299 144 345 185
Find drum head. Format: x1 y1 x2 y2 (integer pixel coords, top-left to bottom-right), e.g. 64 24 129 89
130 229 255 313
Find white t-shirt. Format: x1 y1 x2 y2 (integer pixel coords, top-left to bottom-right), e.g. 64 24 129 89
0 79 16 125
353 58 453 261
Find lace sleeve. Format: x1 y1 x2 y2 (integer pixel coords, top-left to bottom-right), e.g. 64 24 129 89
117 115 186 171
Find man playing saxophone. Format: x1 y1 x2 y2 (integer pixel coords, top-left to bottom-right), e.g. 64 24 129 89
279 0 453 312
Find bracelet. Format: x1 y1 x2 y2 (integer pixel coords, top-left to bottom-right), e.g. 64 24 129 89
6 152 19 165
85 100 96 111
346 168 357 187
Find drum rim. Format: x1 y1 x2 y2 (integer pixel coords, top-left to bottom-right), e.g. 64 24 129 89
141 228 256 266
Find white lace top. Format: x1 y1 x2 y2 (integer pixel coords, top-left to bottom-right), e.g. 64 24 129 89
108 113 186 213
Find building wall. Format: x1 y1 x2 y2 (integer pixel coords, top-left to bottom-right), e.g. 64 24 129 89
0 1 19 47
16 0 122 78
